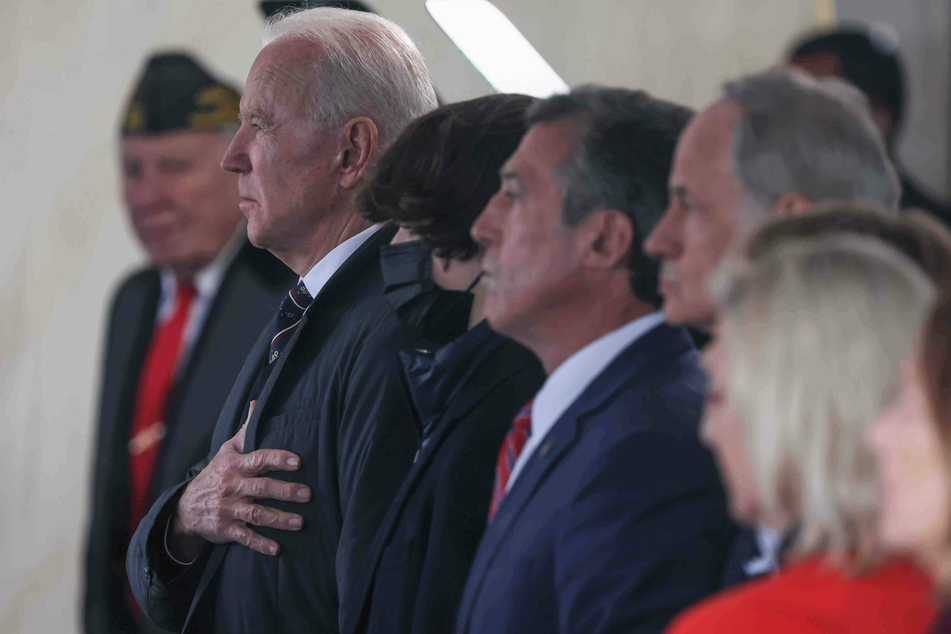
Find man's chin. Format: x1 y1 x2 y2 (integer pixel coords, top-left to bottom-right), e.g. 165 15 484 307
483 300 510 337
142 242 187 267
662 299 715 331
245 222 271 251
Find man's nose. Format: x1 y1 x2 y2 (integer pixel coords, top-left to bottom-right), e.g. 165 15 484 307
644 208 679 259
221 129 250 174
471 196 500 248
125 172 164 209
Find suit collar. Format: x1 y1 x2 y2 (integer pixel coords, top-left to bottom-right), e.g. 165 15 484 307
243 223 397 450
400 320 496 442
186 224 398 630
299 223 386 299
458 324 695 629
518 312 665 487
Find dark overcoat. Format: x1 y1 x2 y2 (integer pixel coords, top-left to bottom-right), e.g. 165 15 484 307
83 240 292 634
341 322 545 634
127 224 420 634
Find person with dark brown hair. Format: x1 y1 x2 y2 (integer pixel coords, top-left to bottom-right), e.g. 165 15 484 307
341 93 546 634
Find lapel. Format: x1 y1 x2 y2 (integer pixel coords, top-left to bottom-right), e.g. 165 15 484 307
341 334 538 633
99 272 161 527
459 324 694 627
153 242 292 496
242 224 396 451
187 226 395 630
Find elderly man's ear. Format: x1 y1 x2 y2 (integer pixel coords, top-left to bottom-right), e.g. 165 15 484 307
337 116 380 189
771 191 813 218
577 209 636 271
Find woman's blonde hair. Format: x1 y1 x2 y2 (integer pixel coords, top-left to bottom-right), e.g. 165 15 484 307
713 221 937 568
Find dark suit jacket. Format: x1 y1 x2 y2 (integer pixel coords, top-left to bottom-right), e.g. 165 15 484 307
83 240 292 634
341 323 545 634
127 224 420 634
454 324 736 634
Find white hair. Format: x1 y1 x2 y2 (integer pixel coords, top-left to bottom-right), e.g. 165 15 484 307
261 7 438 146
713 230 936 567
725 68 901 218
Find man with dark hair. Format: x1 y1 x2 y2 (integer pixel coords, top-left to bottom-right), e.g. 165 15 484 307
787 26 951 225
83 52 294 634
454 86 735 634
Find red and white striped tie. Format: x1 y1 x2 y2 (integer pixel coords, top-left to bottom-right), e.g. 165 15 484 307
489 399 533 521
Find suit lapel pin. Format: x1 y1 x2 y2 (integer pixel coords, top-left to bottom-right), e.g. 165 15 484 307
540 438 554 457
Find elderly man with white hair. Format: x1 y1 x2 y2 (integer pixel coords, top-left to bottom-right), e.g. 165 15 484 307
126 8 437 633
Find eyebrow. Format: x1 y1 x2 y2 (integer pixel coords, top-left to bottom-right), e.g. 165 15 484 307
500 170 522 185
238 107 263 123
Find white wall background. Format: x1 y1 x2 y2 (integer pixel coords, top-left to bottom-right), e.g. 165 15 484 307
0 1 945 632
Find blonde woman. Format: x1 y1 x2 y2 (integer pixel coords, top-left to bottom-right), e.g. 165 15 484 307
668 216 939 633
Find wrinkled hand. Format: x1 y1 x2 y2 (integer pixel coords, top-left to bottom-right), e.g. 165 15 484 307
168 402 311 559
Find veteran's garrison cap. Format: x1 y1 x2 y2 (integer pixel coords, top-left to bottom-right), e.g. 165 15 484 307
121 52 241 135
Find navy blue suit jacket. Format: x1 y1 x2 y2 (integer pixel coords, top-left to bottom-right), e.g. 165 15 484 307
454 324 735 634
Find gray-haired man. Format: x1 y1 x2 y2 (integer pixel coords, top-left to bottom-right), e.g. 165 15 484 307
126 8 437 633
645 68 899 331
644 68 900 586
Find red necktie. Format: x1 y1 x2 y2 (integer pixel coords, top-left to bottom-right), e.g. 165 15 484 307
489 400 533 521
127 282 197 531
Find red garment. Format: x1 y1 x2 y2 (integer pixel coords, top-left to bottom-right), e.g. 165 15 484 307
127 282 196 531
666 557 937 634
489 399 533 520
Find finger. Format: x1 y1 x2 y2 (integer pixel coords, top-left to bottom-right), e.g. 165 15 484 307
240 449 301 475
224 523 281 556
235 476 311 503
231 503 305 531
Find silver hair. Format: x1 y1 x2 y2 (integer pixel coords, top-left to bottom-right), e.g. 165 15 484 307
261 7 438 146
724 68 901 218
712 229 936 567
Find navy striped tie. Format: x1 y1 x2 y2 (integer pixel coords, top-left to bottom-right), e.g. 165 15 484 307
269 281 313 365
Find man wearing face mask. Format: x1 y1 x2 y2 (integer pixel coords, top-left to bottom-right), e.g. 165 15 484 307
340 94 546 634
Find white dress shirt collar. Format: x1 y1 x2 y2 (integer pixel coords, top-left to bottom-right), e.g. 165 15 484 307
155 226 248 376
506 311 666 491
299 223 384 301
